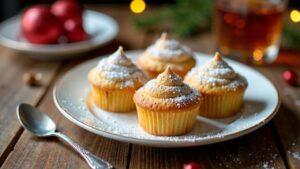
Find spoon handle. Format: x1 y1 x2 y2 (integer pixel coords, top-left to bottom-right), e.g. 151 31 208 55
53 132 113 169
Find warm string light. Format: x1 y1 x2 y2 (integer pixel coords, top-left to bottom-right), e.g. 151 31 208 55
130 0 146 14
253 49 263 62
290 9 300 23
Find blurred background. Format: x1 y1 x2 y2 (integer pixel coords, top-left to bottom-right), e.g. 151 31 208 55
1 0 300 65
0 0 174 21
1 0 300 21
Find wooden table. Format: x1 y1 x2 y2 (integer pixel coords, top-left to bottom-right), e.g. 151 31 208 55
1 5 300 169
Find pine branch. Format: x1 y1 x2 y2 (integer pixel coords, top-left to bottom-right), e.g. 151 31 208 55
132 0 212 38
282 24 300 51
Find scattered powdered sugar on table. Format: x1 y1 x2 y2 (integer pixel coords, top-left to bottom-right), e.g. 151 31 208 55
283 89 300 107
287 139 300 161
262 161 275 169
213 141 280 168
291 152 300 160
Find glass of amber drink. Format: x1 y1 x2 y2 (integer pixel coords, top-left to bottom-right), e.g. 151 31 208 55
214 0 288 64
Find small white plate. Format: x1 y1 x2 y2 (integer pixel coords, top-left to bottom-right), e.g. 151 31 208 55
0 10 118 60
53 51 280 147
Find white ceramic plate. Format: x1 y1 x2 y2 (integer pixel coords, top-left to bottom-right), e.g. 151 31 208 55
53 51 280 147
0 10 118 60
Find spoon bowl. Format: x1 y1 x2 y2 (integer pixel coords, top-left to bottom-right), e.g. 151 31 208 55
17 103 56 137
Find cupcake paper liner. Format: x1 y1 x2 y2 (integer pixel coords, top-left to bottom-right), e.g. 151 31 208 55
199 91 245 118
136 105 199 136
91 85 135 112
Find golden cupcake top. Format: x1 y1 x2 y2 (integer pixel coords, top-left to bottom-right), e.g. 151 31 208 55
145 33 194 63
185 52 248 92
134 67 201 111
89 46 148 89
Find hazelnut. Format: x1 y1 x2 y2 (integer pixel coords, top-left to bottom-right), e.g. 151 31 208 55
23 72 42 86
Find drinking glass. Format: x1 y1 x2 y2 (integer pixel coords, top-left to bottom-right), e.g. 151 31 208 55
214 0 288 64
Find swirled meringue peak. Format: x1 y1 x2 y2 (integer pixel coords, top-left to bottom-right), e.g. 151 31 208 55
185 52 248 91
146 33 193 62
95 46 148 88
107 46 133 67
156 67 183 86
135 67 201 110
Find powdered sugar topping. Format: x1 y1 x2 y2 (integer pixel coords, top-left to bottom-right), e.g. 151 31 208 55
138 67 200 108
96 47 148 88
185 52 247 91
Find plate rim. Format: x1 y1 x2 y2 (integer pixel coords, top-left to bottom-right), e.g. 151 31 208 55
0 10 118 55
53 51 280 147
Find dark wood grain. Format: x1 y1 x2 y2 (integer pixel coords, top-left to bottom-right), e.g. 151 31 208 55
0 47 61 165
258 67 300 169
129 125 286 169
1 78 130 169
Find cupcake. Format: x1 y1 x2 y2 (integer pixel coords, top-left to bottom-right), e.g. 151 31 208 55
88 46 148 112
134 67 201 136
184 52 248 118
137 33 196 78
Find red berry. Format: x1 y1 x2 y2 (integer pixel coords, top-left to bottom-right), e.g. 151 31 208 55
283 70 298 86
51 0 83 24
64 19 87 42
21 5 62 44
183 162 203 169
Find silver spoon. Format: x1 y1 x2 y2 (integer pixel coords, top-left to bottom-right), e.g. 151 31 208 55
17 103 113 169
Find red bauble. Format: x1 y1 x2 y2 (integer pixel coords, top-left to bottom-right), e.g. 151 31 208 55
183 162 203 169
64 19 87 42
21 5 62 44
51 0 83 24
283 70 299 86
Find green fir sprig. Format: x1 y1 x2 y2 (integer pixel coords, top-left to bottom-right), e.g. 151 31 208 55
133 0 212 37
282 23 300 51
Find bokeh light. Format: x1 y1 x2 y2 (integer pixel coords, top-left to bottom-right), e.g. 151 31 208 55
253 49 263 62
130 0 146 14
290 10 300 23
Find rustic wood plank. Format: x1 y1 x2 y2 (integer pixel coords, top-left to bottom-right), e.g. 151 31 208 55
1 79 130 169
127 32 287 169
129 125 285 169
0 46 61 165
1 5 148 168
258 67 300 169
